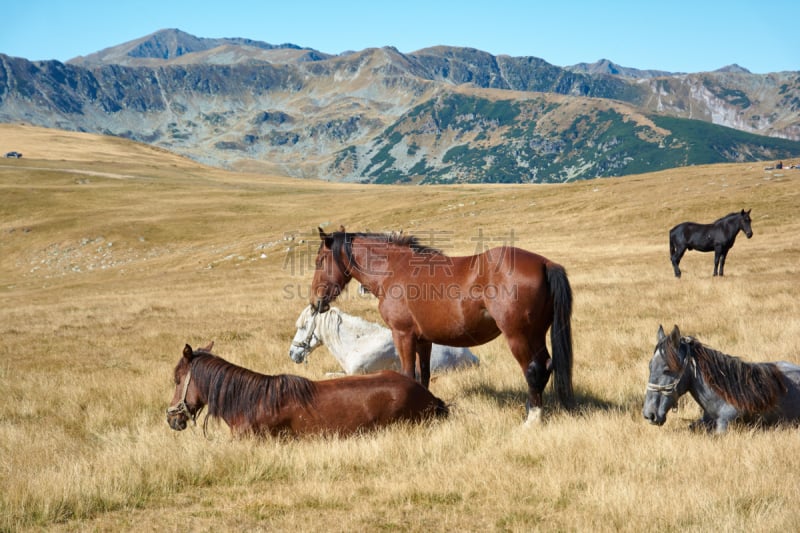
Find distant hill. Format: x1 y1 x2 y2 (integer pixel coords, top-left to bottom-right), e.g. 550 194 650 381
0 28 798 183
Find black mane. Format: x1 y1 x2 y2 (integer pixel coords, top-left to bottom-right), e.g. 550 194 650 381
714 211 743 225
326 231 443 274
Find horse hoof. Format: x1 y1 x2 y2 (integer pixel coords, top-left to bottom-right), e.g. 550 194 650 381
524 407 542 427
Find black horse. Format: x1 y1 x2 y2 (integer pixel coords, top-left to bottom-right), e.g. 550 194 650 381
669 209 753 277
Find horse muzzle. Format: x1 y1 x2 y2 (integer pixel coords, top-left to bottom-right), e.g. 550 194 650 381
315 298 331 314
642 408 666 426
289 344 307 364
166 400 195 431
167 413 188 431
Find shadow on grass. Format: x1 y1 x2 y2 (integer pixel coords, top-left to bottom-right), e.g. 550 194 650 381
460 381 624 417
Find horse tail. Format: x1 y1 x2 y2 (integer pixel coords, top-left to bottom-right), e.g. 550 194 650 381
434 398 450 418
669 229 677 258
546 263 575 409
425 396 450 419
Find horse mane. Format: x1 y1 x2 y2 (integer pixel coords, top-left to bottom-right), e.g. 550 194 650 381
714 211 742 224
296 304 316 328
326 230 443 274
671 338 787 412
189 351 317 427
660 335 686 374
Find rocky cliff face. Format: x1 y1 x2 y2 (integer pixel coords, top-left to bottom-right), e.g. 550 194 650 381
1 29 798 183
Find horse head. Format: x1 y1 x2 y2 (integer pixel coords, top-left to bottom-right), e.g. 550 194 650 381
166 343 210 431
642 325 692 426
740 209 753 238
289 305 324 364
310 227 352 313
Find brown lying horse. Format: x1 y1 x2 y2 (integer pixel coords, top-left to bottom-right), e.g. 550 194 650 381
166 342 448 437
310 228 574 424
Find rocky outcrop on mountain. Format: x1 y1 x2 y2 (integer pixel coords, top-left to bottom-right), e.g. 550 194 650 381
637 71 800 141
1 29 798 183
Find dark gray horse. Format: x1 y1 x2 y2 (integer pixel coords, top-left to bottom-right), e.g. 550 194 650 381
669 209 753 277
643 325 800 433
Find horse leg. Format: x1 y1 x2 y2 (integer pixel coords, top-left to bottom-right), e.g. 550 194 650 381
689 416 714 433
713 249 722 276
718 250 727 276
671 245 685 278
525 357 552 426
415 340 432 389
391 330 419 384
507 333 551 425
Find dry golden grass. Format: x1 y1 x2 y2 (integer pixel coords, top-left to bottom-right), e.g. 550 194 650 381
1 125 799 531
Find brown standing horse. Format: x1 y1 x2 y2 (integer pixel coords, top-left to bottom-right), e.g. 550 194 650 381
309 228 574 423
166 343 448 438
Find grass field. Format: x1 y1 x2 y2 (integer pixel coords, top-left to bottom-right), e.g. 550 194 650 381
1 124 799 531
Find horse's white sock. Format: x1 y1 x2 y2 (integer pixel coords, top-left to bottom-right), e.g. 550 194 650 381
524 406 542 427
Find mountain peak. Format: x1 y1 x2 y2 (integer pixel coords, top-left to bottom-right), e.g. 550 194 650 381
566 59 676 79
715 64 751 74
67 28 309 67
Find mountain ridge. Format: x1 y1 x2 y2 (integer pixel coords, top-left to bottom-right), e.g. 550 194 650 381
67 28 322 67
1 29 798 183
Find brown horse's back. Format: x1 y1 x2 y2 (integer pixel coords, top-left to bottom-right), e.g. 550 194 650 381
286 370 447 436
382 247 552 347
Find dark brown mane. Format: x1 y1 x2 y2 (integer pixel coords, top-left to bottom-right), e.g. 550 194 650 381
189 351 317 428
679 338 787 412
327 230 443 274
660 336 686 374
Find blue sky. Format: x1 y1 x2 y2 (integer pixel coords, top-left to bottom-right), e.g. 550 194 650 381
1 1 796 73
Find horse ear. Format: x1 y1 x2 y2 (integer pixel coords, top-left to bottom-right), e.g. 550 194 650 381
745 209 751 215
318 226 338 249
657 325 666 341
197 341 214 352
669 325 681 347
183 344 194 359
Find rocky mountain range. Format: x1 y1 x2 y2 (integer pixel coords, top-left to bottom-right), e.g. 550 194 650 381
1 28 798 183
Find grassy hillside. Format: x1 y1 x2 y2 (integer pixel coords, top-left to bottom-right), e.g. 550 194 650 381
1 125 799 531
331 91 800 184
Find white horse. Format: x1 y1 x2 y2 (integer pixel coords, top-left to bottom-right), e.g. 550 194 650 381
289 305 479 375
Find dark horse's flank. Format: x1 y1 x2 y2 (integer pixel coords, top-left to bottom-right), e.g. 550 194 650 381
309 228 574 424
166 343 448 437
669 209 753 277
